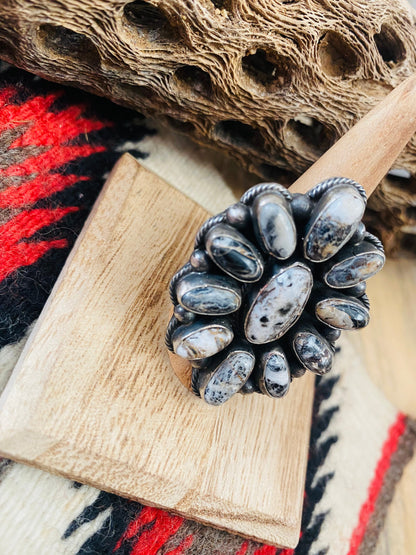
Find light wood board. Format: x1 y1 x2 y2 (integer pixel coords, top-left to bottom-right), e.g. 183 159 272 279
0 154 314 549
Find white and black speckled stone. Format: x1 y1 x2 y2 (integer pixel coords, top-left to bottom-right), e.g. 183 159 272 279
252 192 297 260
199 347 255 406
176 272 242 315
315 296 370 330
244 262 313 344
172 319 234 360
205 223 264 282
323 241 385 288
292 328 333 375
257 345 290 398
304 184 366 262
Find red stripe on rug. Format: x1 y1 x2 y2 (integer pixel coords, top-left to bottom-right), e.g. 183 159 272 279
113 506 186 555
0 207 78 281
11 104 108 148
346 412 406 555
0 174 86 208
236 542 249 555
0 239 69 281
165 533 194 554
253 545 278 554
0 87 15 107
0 92 59 130
0 144 105 176
0 207 78 247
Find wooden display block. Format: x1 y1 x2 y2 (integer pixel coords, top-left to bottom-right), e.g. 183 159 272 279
0 154 314 549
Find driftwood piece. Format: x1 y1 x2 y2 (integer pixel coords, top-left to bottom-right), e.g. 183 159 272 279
0 0 416 253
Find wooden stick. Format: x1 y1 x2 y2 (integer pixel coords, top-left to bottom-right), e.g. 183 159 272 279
290 74 416 196
171 74 416 388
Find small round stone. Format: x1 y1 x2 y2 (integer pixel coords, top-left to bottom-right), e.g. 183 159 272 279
174 305 195 323
225 202 251 228
320 326 342 342
191 358 209 369
290 365 306 378
344 281 367 297
190 249 211 272
291 193 313 221
240 378 257 395
350 222 366 244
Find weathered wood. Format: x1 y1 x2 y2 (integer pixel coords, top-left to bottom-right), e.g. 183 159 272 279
0 155 315 549
0 0 416 253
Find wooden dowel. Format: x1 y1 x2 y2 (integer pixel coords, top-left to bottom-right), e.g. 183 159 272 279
170 75 416 389
289 74 416 196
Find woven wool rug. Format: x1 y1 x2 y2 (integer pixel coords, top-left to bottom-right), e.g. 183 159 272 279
0 61 415 555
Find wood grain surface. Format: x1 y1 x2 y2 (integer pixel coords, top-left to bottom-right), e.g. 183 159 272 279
0 154 314 549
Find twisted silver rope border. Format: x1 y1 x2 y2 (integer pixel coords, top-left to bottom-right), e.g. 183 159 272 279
169 262 192 304
364 231 385 254
308 177 367 203
165 315 179 351
240 182 292 204
194 212 226 249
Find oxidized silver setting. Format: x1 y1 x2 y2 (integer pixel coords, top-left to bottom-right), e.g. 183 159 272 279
166 177 385 406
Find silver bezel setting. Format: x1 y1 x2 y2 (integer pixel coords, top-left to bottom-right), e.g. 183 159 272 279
166 178 384 406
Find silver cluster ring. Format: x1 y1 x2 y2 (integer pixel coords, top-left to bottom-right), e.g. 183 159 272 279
166 178 385 406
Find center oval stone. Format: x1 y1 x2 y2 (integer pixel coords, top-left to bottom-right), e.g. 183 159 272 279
244 262 313 344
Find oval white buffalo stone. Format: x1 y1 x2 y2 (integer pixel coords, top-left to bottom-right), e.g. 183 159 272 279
205 223 264 282
315 297 370 330
252 192 297 259
323 242 385 288
200 348 255 406
258 345 290 398
176 272 242 315
172 319 233 360
293 329 333 375
304 184 366 262
244 262 313 344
